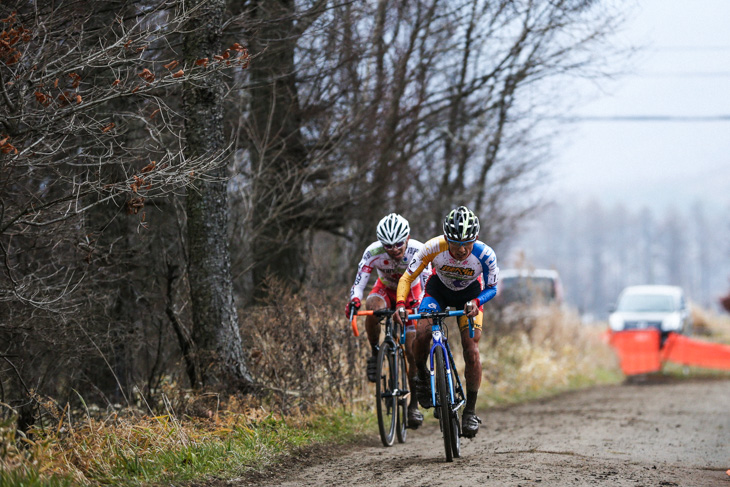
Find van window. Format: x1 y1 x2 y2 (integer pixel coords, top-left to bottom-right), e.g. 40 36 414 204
499 276 557 306
616 294 675 312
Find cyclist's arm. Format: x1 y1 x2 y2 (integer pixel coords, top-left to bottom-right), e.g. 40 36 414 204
417 261 431 299
396 237 444 303
474 242 499 305
349 247 377 301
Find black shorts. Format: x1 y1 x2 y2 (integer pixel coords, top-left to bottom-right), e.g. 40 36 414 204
423 275 482 309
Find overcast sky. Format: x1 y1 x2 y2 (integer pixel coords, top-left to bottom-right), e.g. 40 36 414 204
545 0 730 214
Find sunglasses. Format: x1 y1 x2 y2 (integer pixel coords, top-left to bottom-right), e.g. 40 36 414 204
446 238 476 247
383 241 406 250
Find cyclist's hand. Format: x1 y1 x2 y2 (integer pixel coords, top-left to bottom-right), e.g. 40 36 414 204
464 299 480 318
394 300 408 325
346 297 361 318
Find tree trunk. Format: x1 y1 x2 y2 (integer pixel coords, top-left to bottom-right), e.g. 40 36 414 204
183 0 253 390
248 0 309 300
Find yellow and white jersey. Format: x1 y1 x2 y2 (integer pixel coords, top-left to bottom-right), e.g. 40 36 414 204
397 236 499 305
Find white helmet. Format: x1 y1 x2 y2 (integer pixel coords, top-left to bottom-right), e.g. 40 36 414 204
376 213 410 246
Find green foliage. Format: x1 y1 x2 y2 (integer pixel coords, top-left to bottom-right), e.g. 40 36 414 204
0 469 76 487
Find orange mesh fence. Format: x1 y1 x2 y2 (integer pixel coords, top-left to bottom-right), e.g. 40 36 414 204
608 329 662 375
661 333 730 370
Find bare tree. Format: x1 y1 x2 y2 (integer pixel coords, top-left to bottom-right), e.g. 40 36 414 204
0 0 252 418
223 0 626 294
183 0 254 390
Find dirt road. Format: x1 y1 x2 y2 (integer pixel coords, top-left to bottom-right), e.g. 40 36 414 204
242 378 730 486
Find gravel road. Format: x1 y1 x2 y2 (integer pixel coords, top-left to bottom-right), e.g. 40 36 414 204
237 377 730 487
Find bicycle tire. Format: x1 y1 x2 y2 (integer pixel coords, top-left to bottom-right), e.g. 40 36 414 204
450 400 461 458
434 347 454 462
376 341 397 446
396 346 408 443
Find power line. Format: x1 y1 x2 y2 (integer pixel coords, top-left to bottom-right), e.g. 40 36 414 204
559 114 730 122
630 71 730 78
651 45 730 52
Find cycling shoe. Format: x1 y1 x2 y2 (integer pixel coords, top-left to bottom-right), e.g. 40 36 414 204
407 407 423 429
414 371 432 408
366 349 379 383
462 412 482 438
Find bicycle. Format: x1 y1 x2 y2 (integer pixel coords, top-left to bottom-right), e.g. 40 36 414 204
406 308 474 462
350 308 411 446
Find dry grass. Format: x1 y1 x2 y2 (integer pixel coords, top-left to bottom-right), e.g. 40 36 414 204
690 304 730 343
1 295 626 486
476 305 620 405
243 280 370 414
0 398 369 486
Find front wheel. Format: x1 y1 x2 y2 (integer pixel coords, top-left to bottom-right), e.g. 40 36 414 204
396 346 408 443
376 341 397 446
450 404 461 458
434 346 454 462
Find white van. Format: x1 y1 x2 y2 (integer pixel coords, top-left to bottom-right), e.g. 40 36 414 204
495 269 563 308
608 285 692 335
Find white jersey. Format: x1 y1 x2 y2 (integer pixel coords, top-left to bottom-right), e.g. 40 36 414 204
349 239 429 301
398 236 499 304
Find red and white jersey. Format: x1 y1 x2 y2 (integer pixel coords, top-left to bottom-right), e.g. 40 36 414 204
349 239 429 302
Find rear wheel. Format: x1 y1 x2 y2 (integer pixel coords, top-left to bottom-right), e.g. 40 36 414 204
376 342 397 446
396 346 408 443
434 347 453 462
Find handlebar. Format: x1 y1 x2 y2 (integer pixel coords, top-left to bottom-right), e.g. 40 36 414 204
348 306 356 335
349 308 476 339
349 308 413 337
405 309 465 320
406 309 475 339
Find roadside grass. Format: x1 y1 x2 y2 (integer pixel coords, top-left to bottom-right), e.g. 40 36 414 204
691 305 730 344
476 305 622 409
661 361 730 379
6 301 691 487
656 305 730 380
0 405 374 487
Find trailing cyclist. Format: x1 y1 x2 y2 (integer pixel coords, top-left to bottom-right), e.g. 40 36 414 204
346 213 430 428
393 206 499 438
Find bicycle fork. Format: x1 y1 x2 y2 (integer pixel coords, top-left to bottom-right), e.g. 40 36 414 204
429 328 455 407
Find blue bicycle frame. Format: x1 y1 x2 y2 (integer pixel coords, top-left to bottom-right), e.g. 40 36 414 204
406 309 474 415
407 308 474 461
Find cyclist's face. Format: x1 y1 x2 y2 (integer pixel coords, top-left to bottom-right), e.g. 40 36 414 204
448 241 474 261
384 237 408 260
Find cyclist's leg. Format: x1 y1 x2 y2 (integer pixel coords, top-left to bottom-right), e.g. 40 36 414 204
458 309 483 437
365 280 390 353
365 281 390 382
414 296 440 370
404 285 423 425
457 311 483 406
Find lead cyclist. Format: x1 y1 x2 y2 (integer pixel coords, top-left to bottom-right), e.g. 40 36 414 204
393 206 499 438
346 213 430 428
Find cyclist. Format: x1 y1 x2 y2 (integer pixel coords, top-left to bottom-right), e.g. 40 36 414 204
393 206 499 438
346 213 429 428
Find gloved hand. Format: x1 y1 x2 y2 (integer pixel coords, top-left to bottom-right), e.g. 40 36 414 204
464 299 480 318
394 300 408 325
346 297 361 318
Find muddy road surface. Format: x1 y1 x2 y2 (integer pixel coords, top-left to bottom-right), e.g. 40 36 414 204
239 378 730 486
